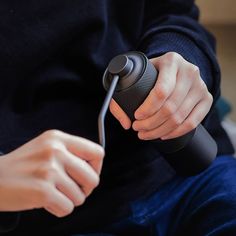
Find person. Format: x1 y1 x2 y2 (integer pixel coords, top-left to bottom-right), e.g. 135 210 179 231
0 0 235 235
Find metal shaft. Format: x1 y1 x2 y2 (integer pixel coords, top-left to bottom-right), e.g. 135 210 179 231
98 75 119 148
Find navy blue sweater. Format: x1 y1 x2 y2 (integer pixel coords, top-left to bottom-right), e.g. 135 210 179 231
0 0 234 234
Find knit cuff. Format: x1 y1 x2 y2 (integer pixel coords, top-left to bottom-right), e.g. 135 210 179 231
138 31 220 101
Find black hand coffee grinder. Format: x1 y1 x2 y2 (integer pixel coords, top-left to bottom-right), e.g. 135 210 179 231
99 51 217 176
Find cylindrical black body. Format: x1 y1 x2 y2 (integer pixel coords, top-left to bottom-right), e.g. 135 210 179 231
103 51 217 176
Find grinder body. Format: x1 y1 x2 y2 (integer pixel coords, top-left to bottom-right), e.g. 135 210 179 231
103 51 217 176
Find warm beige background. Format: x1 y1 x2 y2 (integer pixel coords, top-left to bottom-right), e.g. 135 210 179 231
196 0 236 121
197 0 236 25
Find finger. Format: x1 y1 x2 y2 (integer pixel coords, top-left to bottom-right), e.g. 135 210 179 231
61 133 105 175
55 171 86 206
137 86 203 140
44 187 74 218
62 150 100 196
134 59 178 120
133 68 192 132
109 99 131 130
161 97 212 140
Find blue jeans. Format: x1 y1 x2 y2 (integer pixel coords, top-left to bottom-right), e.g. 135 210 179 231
73 155 236 236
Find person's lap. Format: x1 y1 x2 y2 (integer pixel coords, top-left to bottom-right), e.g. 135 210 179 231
73 155 236 236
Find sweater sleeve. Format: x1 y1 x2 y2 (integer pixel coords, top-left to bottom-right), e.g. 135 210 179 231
0 212 20 233
137 0 221 104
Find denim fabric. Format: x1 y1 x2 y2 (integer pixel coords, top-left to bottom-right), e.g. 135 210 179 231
73 155 236 236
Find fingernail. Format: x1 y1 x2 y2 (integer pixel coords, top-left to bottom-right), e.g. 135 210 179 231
121 120 130 130
123 124 130 130
132 123 138 131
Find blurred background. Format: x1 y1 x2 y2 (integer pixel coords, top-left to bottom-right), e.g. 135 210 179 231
196 0 236 122
196 0 236 150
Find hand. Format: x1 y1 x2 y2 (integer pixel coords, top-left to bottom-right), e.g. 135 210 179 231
110 52 213 140
0 130 104 217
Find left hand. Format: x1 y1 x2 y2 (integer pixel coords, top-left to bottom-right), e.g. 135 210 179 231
109 52 213 140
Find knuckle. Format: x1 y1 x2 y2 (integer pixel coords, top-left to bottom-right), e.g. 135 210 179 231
186 120 198 130
136 120 148 130
43 141 63 157
96 152 104 163
42 191 74 218
88 174 100 190
163 101 177 116
41 142 65 161
207 93 213 104
142 121 150 130
35 163 58 181
186 65 200 81
165 52 182 63
41 129 63 141
53 205 74 218
82 174 100 195
93 145 105 160
171 114 183 126
76 195 86 206
56 212 67 218
154 85 169 101
199 79 207 91
99 149 105 159
39 132 66 157
91 175 100 188
191 65 200 76
58 207 74 218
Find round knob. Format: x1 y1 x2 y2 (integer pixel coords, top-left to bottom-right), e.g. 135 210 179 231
108 55 133 77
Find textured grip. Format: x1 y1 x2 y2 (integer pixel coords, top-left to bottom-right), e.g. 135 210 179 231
113 58 157 121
